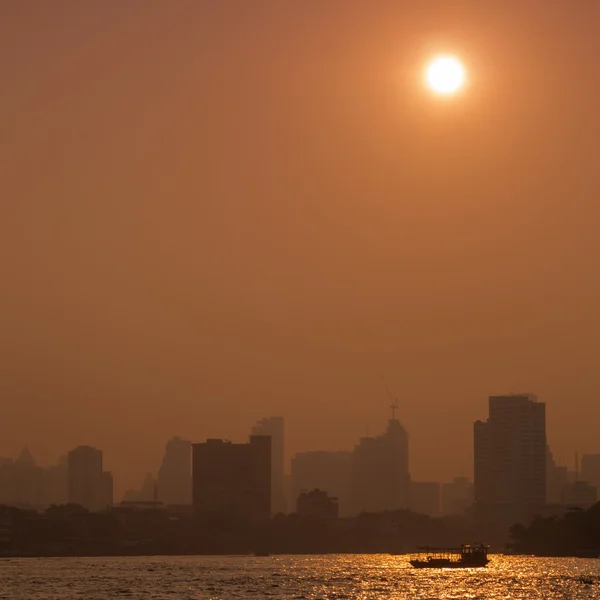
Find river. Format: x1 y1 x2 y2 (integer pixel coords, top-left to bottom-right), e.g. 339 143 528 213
2 554 600 599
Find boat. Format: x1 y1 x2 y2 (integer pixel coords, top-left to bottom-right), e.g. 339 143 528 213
409 544 490 568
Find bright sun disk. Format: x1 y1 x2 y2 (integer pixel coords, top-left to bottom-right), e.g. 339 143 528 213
425 55 466 95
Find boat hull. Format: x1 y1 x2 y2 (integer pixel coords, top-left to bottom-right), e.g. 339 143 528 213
410 558 489 569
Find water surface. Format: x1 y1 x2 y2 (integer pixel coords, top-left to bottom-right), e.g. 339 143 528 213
2 554 600 599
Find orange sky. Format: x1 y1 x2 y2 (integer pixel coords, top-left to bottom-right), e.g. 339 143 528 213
2 1 600 496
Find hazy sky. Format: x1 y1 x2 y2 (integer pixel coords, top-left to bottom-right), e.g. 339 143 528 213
2 1 600 496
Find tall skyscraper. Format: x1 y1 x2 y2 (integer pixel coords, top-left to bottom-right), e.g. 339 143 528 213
67 446 105 511
474 394 546 518
251 417 285 514
349 416 410 515
157 436 192 506
192 436 271 520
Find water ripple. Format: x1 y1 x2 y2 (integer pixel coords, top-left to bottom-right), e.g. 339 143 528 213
1 555 600 599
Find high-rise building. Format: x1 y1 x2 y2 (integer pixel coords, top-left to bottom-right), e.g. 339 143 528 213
474 394 546 517
291 451 351 516
67 446 105 511
350 417 410 515
0 451 68 509
157 436 192 506
12 448 44 507
251 417 286 514
192 436 271 520
0 448 45 508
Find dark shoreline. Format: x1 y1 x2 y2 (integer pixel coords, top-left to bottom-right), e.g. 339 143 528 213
1 551 597 560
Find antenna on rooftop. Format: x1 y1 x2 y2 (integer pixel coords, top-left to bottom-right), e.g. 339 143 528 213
379 374 399 421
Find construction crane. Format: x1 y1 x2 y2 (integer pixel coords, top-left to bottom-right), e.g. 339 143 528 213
379 374 399 420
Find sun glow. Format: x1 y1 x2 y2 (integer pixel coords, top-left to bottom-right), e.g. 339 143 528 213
425 55 466 95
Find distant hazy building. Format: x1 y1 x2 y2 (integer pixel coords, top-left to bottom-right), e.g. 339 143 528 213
13 448 45 507
0 448 45 508
546 447 568 505
251 417 286 514
561 480 598 509
581 454 600 498
102 471 114 508
122 473 156 503
0 451 69 509
441 477 474 516
474 394 546 518
350 416 410 515
0 459 14 505
43 456 68 507
283 473 293 512
192 436 271 520
157 436 192 506
67 446 105 511
409 482 441 517
297 489 339 518
291 451 351 516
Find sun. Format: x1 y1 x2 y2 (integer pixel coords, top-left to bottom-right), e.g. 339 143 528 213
425 55 466 95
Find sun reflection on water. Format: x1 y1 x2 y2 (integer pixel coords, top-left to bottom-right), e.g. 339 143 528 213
2 554 600 599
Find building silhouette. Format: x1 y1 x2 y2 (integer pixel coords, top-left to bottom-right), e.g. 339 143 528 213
291 451 351 516
0 458 15 506
102 471 114 508
474 394 546 519
13 448 44 507
561 480 598 509
192 436 271 520
251 417 286 514
122 473 156 503
157 436 192 506
581 454 600 498
0 451 69 509
0 448 45 508
349 416 410 515
67 446 107 511
296 489 339 518
546 446 569 505
43 456 68 507
441 477 474 516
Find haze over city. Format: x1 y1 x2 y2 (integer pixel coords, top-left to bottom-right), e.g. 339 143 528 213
3 1 600 498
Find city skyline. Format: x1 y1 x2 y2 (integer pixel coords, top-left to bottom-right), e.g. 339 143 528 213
0 393 595 502
3 2 600 502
